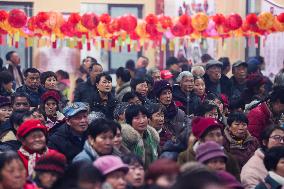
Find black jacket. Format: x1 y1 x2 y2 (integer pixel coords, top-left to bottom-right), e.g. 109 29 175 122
204 74 232 97
48 124 87 162
73 78 97 107
255 175 282 189
16 85 46 107
230 76 247 102
172 85 201 115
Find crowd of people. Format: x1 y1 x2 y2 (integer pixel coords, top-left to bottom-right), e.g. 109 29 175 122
1 51 284 189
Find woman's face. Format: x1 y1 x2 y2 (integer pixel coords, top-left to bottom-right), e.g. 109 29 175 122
91 131 114 155
0 159 26 189
113 129 123 149
135 82 148 97
44 76 57 90
32 111 46 124
258 84 266 96
194 78 205 97
131 112 148 134
3 82 13 92
159 89 172 106
106 171 127 189
38 172 59 189
150 110 164 131
155 173 178 188
204 108 219 120
44 99 57 116
125 163 144 187
228 121 248 139
267 129 284 149
22 130 46 152
205 157 226 171
96 76 112 93
203 128 224 145
276 158 284 177
0 105 12 123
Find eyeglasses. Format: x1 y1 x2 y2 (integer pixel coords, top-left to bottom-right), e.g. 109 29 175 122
270 135 284 143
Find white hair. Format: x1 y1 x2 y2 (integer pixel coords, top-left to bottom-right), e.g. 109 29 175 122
191 66 205 77
176 71 193 83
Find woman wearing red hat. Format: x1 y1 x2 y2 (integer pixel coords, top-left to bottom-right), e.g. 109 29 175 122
17 119 57 176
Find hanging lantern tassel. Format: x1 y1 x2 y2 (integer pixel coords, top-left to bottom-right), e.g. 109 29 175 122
0 35 3 46
25 37 28 47
127 43 131 52
254 36 259 48
111 38 115 48
52 40 57 49
101 39 105 49
87 41 91 51
169 40 174 51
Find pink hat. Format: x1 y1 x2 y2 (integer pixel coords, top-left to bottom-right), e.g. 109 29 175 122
161 70 173 80
93 155 129 176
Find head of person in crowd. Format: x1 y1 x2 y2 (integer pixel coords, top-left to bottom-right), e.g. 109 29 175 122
201 54 213 64
95 72 112 95
145 74 154 93
195 102 220 121
113 102 129 123
28 108 46 124
261 126 284 152
166 56 181 75
254 55 265 71
122 92 142 105
34 151 67 189
180 161 208 174
192 66 205 77
88 111 106 124
153 80 173 107
247 57 261 74
172 170 226 189
274 69 284 87
130 78 148 98
87 118 117 156
0 96 12 124
194 76 206 99
267 86 284 117
196 141 227 171
63 102 89 135
6 51 21 65
55 70 69 82
40 90 61 118
145 158 180 189
53 161 104 189
192 117 224 145
232 60 248 84
17 119 47 154
161 70 174 84
216 171 244 189
147 67 161 82
112 121 124 151
219 57 231 76
94 155 129 189
40 71 58 90
116 67 131 87
136 56 149 69
23 68 41 91
147 103 165 132
9 110 29 131
0 151 26 189
226 112 249 140
125 104 149 136
84 56 97 70
125 59 136 78
205 93 224 114
0 71 14 95
89 63 103 83
264 146 284 178
206 60 223 83
229 100 245 114
176 71 194 94
122 154 145 188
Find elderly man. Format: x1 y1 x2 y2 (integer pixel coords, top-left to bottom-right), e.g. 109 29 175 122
173 71 201 115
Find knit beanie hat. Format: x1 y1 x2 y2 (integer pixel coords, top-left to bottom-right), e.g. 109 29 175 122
191 117 223 139
34 151 67 175
196 141 227 163
0 96 11 108
216 171 244 189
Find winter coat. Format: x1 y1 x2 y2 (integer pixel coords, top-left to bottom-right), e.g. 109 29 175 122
73 78 97 107
204 74 232 97
115 81 131 102
48 123 87 162
247 102 277 141
255 174 283 189
121 123 159 168
177 141 241 180
241 149 267 189
0 140 21 152
172 85 201 115
16 85 46 107
230 76 246 103
0 119 16 142
223 127 259 168
45 111 65 130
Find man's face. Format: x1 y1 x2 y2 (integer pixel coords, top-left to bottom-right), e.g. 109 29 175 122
233 65 247 81
25 72 40 90
180 76 194 93
10 52 20 65
13 97 30 111
206 66 221 82
67 111 89 135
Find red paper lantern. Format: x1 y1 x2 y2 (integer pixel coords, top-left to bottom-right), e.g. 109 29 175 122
146 14 158 25
8 9 27 28
68 13 81 25
212 14 225 26
171 23 186 37
0 10 8 22
100 13 111 24
179 14 191 27
81 13 99 30
107 18 120 33
119 14 137 33
246 13 258 25
277 13 284 23
225 14 242 30
159 15 173 29
60 22 75 37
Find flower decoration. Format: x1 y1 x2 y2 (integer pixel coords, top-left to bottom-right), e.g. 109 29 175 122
192 13 209 32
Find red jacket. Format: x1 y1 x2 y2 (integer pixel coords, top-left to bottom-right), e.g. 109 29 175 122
247 102 273 141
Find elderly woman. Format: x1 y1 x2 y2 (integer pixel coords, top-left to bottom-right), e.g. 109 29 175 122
223 112 259 168
173 71 201 115
121 104 159 168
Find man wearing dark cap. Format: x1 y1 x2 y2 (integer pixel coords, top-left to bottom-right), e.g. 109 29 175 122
203 60 231 96
230 60 248 102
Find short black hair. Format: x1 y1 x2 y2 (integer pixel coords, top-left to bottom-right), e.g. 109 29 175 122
87 118 117 139
40 71 57 85
130 78 147 90
145 103 165 117
227 112 248 126
269 86 284 104
89 62 102 72
195 102 219 117
145 74 154 86
86 56 97 64
166 56 179 68
116 67 131 83
260 126 284 151
201 54 213 63
264 146 284 171
121 153 144 167
56 70 69 79
0 151 21 181
125 104 149 125
10 110 28 127
5 51 16 61
95 72 112 84
218 57 230 71
125 59 135 71
0 71 14 84
23 68 40 78
122 92 138 103
11 92 31 105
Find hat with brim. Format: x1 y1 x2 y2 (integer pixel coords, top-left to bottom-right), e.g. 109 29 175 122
94 155 129 176
198 150 227 163
206 60 223 70
196 141 227 164
63 102 89 118
232 60 248 68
